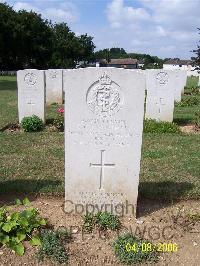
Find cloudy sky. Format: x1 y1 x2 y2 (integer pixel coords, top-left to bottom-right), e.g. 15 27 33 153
3 0 200 59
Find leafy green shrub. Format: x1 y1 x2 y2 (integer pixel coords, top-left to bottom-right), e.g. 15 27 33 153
113 233 158 265
50 102 59 106
144 119 180 133
0 198 46 256
83 213 95 232
186 212 200 223
37 229 69 264
21 115 44 132
83 212 121 232
176 96 200 107
95 212 121 230
194 110 200 128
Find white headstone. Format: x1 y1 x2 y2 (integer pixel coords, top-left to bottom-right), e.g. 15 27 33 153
17 69 45 122
174 70 187 101
198 75 200 87
45 69 63 104
145 70 176 122
64 68 145 216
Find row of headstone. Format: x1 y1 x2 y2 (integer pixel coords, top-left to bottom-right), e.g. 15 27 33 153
17 67 187 215
17 69 64 122
63 68 187 214
145 69 187 122
17 68 187 124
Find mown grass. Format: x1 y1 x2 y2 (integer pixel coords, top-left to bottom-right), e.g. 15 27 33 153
0 76 18 129
173 96 200 124
140 134 200 199
186 75 199 88
0 76 199 199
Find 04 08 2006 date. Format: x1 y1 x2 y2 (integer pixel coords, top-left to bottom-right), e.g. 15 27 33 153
125 242 178 253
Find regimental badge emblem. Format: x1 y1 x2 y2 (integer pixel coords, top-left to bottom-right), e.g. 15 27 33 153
156 71 169 85
49 70 57 79
24 73 37 86
86 72 123 117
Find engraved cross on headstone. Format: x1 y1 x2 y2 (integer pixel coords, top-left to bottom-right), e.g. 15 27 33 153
90 150 115 189
27 99 36 113
156 97 165 114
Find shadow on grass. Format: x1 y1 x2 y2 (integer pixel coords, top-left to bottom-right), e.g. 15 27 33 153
173 118 192 125
0 179 63 195
137 181 195 217
46 118 55 125
0 80 17 91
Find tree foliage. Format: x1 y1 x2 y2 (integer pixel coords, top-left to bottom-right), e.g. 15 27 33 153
0 3 95 70
193 28 200 66
95 48 127 60
94 48 163 69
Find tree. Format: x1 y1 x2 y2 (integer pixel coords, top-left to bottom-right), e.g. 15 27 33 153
50 23 79 68
94 48 127 60
76 34 95 64
50 24 95 68
0 3 17 69
15 10 53 69
0 2 95 70
193 28 200 66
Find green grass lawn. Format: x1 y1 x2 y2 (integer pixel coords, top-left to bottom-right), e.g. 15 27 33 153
173 96 200 124
0 76 199 200
186 75 199 88
0 76 18 129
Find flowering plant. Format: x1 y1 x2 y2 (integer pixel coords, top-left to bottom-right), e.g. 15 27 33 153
54 107 64 131
57 108 64 114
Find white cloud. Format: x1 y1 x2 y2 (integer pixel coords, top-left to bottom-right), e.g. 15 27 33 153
43 8 77 23
13 1 78 24
14 2 39 12
104 0 200 58
106 0 151 29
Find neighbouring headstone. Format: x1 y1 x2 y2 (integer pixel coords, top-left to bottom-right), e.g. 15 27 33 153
17 69 45 122
64 68 145 216
45 69 63 104
145 70 176 122
198 75 200 87
174 70 187 101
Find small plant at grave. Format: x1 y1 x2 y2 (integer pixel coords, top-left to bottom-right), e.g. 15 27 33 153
53 107 64 131
50 102 59 106
95 212 121 231
144 119 180 133
176 96 200 107
83 213 95 232
186 212 200 223
194 110 200 129
21 115 44 132
0 198 46 256
37 228 70 264
83 212 121 232
113 233 158 265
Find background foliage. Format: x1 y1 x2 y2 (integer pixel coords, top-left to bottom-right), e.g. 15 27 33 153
0 3 95 69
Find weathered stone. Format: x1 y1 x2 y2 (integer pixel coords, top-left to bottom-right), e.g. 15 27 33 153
64 68 145 216
45 69 63 104
145 70 176 122
17 69 45 122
